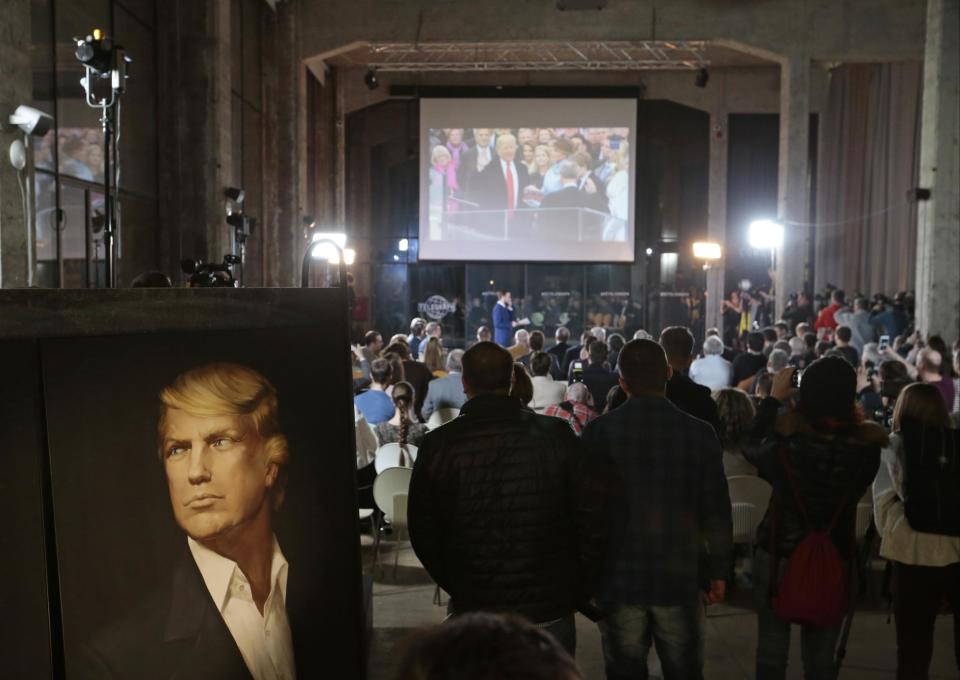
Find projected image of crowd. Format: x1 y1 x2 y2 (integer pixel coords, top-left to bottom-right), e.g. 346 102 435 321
427 127 630 243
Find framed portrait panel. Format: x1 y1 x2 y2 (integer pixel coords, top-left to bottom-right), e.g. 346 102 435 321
0 289 363 679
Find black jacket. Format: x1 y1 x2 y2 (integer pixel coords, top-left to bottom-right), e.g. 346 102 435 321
408 394 612 623
665 372 722 437
744 399 886 559
581 363 621 412
76 541 347 680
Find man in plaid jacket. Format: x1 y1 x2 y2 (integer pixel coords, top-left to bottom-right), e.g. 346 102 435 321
582 339 732 680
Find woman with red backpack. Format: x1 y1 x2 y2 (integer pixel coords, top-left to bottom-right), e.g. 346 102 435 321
873 382 960 679
744 357 887 679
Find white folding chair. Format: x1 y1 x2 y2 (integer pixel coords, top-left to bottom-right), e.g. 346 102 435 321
372 467 413 576
426 407 460 430
374 443 419 474
727 475 773 545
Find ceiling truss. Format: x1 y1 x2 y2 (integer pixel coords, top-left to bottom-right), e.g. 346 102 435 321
366 41 710 72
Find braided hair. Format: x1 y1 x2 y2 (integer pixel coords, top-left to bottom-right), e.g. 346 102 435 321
391 381 415 465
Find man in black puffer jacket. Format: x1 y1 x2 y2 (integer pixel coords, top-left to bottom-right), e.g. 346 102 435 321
408 342 612 656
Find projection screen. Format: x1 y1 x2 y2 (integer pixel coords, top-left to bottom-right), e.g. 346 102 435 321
419 98 637 262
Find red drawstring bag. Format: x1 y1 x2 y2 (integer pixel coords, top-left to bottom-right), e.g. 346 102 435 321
769 452 851 628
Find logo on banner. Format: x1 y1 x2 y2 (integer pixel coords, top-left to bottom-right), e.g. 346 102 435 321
418 295 456 320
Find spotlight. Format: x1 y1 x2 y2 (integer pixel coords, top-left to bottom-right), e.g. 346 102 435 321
645 247 654 256
692 241 722 260
695 67 709 88
748 219 784 250
398 238 409 252
8 105 53 137
364 69 379 91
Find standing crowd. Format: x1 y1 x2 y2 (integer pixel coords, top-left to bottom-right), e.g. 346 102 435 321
352 288 958 680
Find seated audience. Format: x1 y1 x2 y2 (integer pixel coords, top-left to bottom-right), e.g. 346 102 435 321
511 363 534 407
690 335 733 392
408 342 610 656
422 349 467 419
407 318 427 360
603 384 627 414
714 388 758 477
580 341 621 411
581 339 731 679
743 358 885 680
392 612 583 680
476 325 492 343
547 326 572 376
529 351 567 413
544 383 598 436
354 358 396 425
562 331 594 377
521 330 561 377
607 333 626 371
375 381 428 451
422 336 447 378
732 332 768 386
661 326 722 435
509 329 532 361
384 341 434 420
361 330 384 364
872 383 959 679
787 336 806 368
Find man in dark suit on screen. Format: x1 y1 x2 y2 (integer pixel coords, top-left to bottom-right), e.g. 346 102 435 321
534 160 601 241
79 363 316 680
469 133 534 239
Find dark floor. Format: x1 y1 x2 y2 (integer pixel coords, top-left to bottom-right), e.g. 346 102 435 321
362 535 958 679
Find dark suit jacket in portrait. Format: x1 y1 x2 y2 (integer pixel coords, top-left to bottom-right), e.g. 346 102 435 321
77 544 320 680
456 144 495 201
470 159 533 238
535 185 602 240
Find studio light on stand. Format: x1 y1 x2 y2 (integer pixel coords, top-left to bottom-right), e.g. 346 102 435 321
748 218 784 270
6 105 54 287
302 225 348 288
74 28 131 289
692 241 722 269
224 187 254 286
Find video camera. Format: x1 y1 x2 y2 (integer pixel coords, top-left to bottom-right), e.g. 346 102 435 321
180 255 241 288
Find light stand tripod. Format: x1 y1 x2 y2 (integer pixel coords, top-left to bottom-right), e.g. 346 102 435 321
75 30 130 289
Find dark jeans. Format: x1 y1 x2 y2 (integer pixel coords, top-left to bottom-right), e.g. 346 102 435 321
753 548 842 680
599 600 704 680
892 561 960 680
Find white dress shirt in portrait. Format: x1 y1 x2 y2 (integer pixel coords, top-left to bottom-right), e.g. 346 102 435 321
477 145 491 171
188 536 296 680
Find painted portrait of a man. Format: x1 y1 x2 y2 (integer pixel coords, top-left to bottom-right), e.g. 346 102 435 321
80 362 298 680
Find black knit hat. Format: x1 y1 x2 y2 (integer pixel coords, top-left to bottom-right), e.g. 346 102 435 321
799 356 857 420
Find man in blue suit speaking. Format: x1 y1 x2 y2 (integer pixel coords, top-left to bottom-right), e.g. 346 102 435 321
493 290 518 347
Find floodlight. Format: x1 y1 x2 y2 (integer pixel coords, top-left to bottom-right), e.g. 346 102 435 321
398 238 409 252
645 247 654 256
748 219 784 250
693 241 722 260
310 231 348 263
8 105 54 137
343 248 356 266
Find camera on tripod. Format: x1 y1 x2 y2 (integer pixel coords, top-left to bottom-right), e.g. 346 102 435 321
180 255 242 288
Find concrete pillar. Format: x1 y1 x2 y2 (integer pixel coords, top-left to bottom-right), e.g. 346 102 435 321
915 0 960 346
775 54 811 318
262 1 301 287
706 112 728 336
0 0 31 288
156 0 233 281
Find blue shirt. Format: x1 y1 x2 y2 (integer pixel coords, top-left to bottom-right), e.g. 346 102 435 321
541 164 563 194
354 390 395 425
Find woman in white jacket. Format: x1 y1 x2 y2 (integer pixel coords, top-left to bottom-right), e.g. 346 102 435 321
873 382 960 679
